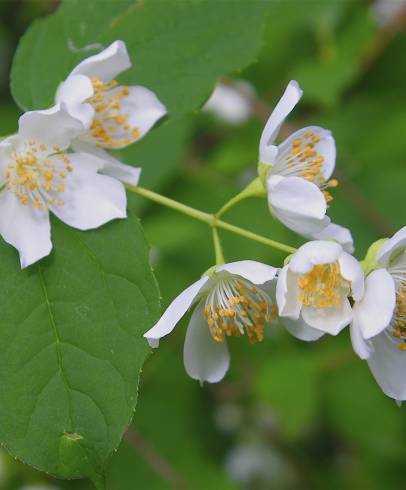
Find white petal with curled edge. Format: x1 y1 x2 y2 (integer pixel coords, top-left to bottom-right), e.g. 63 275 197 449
368 330 406 400
119 85 167 139
350 320 374 360
19 104 84 149
217 260 278 285
276 265 302 319
352 268 395 339
272 206 331 236
281 315 325 341
289 240 342 274
49 152 127 230
55 74 95 129
377 225 406 267
275 126 336 180
301 296 353 335
70 40 131 82
72 141 141 185
338 251 364 301
0 190 52 269
259 80 302 163
144 276 209 347
183 302 230 383
310 223 354 254
268 175 327 220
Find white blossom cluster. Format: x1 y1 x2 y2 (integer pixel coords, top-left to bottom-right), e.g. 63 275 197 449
0 40 166 268
145 81 406 403
0 40 403 403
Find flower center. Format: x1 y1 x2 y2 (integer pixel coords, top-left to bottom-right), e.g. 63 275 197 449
204 276 276 344
388 269 406 350
297 262 349 308
88 77 140 149
275 130 338 204
4 140 72 210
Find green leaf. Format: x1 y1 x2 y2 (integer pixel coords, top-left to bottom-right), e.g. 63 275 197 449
0 213 159 484
255 349 321 439
11 0 269 117
324 360 406 458
291 2 376 107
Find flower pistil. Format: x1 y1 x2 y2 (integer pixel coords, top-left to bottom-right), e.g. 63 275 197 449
297 262 349 308
5 140 72 210
88 76 140 149
203 277 276 344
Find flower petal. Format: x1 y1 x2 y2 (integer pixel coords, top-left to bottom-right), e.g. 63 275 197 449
116 85 167 139
377 225 406 267
72 141 141 185
268 175 327 220
203 81 253 124
216 260 278 285
310 222 354 254
0 190 51 268
289 240 342 274
19 104 83 149
183 302 230 383
338 251 365 301
144 276 209 347
55 74 95 129
259 80 302 163
350 320 374 360
280 315 325 341
276 265 302 319
367 330 406 400
301 296 352 335
70 40 131 82
271 206 331 236
260 145 278 167
275 126 336 180
49 152 127 230
352 268 396 339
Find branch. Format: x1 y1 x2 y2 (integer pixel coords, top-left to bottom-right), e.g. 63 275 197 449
125 426 190 490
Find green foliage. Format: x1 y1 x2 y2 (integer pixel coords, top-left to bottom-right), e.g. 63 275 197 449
255 348 322 439
5 0 272 486
0 0 406 489
11 0 269 116
0 214 159 486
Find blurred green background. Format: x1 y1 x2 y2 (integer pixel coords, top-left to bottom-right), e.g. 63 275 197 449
0 0 406 489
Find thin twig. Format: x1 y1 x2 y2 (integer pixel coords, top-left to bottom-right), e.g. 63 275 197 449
359 5 406 72
125 426 190 490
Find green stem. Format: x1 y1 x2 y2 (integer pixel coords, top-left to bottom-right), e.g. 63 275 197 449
126 185 296 255
126 184 212 224
216 177 266 218
212 227 225 265
215 219 296 254
216 188 251 218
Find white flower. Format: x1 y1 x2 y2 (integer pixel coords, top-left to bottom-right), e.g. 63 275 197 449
276 240 364 339
203 80 254 124
350 226 406 400
56 40 167 185
225 441 290 486
144 261 278 383
259 81 337 236
0 105 127 268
